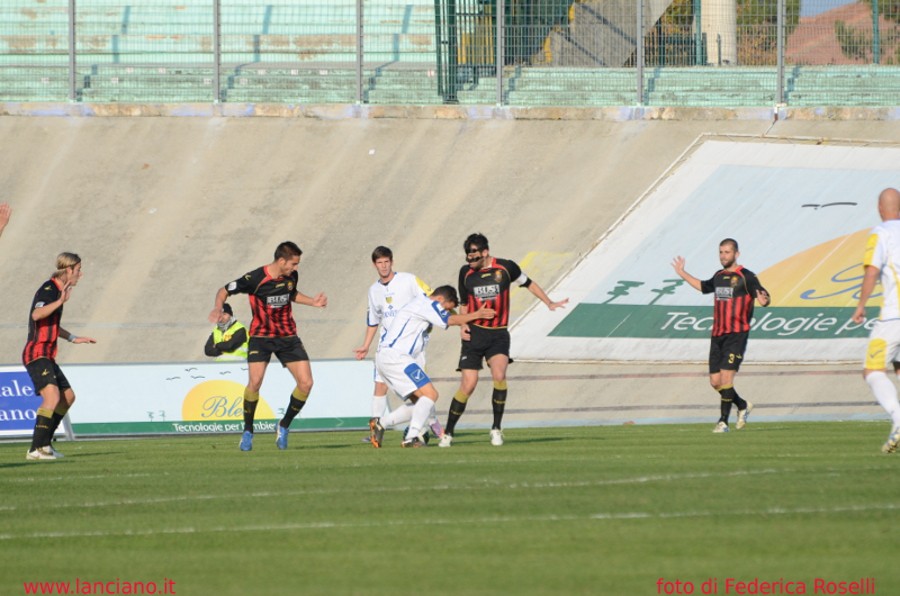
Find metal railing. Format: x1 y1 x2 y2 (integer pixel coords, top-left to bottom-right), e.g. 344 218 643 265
1 0 899 107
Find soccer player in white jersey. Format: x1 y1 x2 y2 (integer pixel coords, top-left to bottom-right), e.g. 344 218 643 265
370 286 494 448
354 247 434 433
853 187 900 453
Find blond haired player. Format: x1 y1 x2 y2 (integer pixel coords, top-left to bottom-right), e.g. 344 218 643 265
23 252 97 460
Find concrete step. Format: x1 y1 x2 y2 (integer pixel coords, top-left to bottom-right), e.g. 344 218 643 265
0 90 68 100
79 87 215 101
220 89 357 103
787 93 900 103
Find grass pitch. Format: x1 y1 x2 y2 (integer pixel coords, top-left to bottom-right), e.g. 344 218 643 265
2 422 899 595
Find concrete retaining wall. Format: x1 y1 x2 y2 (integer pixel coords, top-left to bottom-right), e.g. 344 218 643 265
0 104 895 429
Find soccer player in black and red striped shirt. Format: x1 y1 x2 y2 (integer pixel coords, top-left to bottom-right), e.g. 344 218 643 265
23 252 97 461
439 233 568 448
672 238 770 433
209 241 327 452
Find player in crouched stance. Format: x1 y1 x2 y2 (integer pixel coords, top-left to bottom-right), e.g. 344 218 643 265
370 286 494 448
353 246 440 440
24 252 96 461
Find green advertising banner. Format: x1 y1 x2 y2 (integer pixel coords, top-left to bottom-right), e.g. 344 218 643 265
550 305 877 340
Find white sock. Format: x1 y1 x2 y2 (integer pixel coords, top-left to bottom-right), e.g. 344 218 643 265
427 404 443 433
405 398 435 441
381 403 413 429
867 371 900 427
372 394 388 419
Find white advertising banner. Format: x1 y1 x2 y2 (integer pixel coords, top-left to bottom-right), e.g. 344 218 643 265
0 360 372 436
512 139 896 363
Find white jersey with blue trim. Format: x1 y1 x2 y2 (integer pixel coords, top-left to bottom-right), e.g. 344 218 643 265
366 271 432 329
865 219 900 321
377 294 451 358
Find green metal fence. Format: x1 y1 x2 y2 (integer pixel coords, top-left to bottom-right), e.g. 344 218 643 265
2 0 899 107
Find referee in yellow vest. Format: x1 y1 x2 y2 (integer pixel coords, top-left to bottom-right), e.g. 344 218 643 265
204 302 249 361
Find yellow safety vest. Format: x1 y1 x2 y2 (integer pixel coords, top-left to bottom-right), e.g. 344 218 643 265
212 321 249 361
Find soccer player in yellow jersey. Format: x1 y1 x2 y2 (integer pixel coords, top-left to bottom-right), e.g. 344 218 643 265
853 187 900 453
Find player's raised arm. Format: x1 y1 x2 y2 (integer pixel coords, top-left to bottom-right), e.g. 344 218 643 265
671 256 702 292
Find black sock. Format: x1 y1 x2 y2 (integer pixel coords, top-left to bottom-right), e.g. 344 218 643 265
719 386 737 424
49 411 65 440
491 388 507 430
445 397 468 436
280 396 306 428
732 391 747 411
243 398 258 433
30 409 54 451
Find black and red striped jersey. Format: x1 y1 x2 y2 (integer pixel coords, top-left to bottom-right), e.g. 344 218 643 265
22 278 64 365
458 257 530 329
700 266 767 337
226 266 298 337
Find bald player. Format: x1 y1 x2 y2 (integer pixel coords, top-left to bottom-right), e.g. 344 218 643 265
853 187 900 453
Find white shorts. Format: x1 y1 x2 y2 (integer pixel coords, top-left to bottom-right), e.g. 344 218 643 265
374 349 430 398
373 353 426 386
864 319 900 370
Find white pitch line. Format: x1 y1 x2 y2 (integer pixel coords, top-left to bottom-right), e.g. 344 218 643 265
2 503 898 542
0 465 891 514
657 502 900 519
0 468 782 512
4 472 157 484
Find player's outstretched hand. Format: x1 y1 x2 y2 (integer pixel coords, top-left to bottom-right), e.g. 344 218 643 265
208 307 222 323
548 298 569 311
73 336 97 344
671 256 686 274
477 307 496 320
59 283 73 304
312 293 327 308
0 202 10 237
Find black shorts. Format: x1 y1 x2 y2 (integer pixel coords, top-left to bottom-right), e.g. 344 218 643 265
25 358 71 393
709 332 749 374
458 326 512 371
247 336 309 366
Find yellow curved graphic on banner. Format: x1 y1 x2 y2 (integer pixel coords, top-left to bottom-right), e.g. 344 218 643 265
761 228 879 308
182 380 275 421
